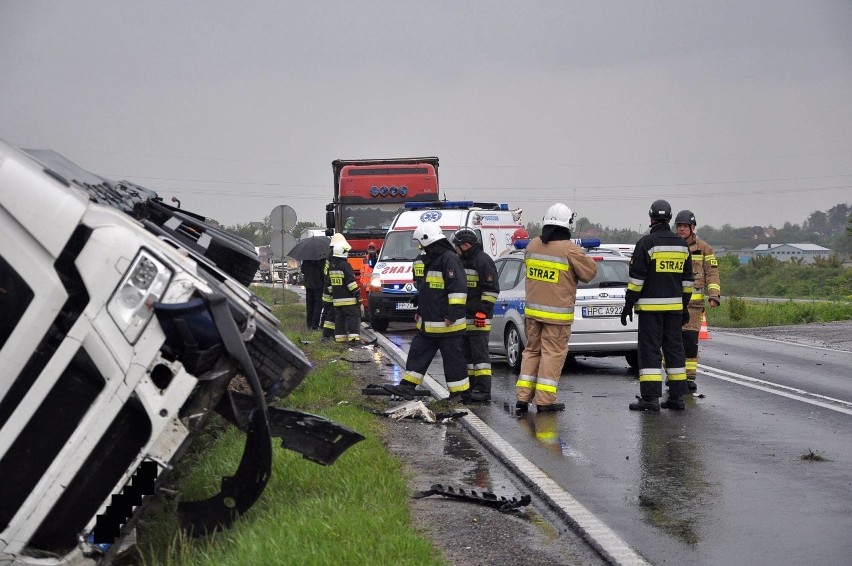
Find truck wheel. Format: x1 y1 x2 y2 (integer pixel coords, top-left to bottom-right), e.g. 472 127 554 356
625 350 639 369
504 323 524 370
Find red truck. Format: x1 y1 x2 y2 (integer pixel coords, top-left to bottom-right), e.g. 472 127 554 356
325 157 441 307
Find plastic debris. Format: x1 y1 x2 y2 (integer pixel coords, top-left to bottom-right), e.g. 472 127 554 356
383 400 436 423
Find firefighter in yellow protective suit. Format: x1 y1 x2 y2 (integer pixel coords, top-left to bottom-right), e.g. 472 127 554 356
516 203 597 413
675 210 721 391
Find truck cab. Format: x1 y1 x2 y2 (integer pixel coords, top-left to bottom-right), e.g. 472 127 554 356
0 141 361 564
366 201 524 332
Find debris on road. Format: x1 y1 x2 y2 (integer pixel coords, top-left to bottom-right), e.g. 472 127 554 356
413 484 532 513
383 400 436 423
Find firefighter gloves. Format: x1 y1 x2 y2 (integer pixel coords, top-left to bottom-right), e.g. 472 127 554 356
474 312 487 328
681 310 690 325
620 302 634 326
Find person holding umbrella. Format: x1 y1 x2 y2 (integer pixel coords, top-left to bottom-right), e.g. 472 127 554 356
301 257 324 329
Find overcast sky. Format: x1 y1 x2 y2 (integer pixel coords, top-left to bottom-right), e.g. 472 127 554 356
2 1 850 233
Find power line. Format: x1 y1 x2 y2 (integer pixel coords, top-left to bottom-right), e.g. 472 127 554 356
109 172 852 192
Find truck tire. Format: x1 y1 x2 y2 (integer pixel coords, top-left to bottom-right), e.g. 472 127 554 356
625 350 639 369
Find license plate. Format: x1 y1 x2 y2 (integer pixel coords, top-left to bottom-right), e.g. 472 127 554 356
396 302 417 310
582 305 623 318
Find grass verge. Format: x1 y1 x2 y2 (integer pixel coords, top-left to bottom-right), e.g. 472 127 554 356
705 297 852 328
135 286 444 566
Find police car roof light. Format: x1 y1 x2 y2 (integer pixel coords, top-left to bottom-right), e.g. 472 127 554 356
574 238 602 249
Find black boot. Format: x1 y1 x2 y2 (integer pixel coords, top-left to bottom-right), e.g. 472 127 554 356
515 401 529 414
382 381 418 400
660 396 685 410
467 390 491 403
686 380 697 392
629 396 660 411
468 376 492 402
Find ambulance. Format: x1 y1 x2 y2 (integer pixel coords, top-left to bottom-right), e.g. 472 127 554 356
366 201 523 332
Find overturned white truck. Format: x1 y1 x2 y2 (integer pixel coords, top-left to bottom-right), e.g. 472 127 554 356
0 141 363 564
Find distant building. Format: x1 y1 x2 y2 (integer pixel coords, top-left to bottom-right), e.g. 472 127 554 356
753 243 831 264
299 227 326 240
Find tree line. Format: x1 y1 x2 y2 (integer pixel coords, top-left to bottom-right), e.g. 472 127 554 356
219 203 851 259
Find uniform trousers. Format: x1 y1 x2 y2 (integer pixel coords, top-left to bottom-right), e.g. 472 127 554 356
638 311 687 399
517 319 571 406
462 331 491 392
682 303 704 381
403 333 470 394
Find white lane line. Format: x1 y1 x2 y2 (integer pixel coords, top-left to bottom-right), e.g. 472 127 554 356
710 330 846 353
698 364 852 416
369 328 649 566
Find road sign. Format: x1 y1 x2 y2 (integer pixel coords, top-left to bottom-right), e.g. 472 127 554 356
270 231 297 259
270 205 297 232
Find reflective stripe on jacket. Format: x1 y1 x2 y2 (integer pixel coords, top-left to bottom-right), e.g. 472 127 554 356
460 243 500 332
416 243 468 336
626 223 694 312
329 256 360 308
523 237 598 325
685 235 721 304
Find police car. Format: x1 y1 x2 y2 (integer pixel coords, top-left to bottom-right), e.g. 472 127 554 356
487 241 639 369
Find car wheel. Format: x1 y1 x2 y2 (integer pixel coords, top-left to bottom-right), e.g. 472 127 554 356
504 323 524 370
625 350 639 369
370 314 389 333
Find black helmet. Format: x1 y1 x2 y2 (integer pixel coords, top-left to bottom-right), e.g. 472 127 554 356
452 227 479 246
648 199 672 222
675 209 696 226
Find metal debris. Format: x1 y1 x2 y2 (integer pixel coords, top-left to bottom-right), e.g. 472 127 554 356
413 483 531 512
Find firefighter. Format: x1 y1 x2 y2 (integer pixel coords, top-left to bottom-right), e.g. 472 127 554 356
321 233 348 340
364 241 378 268
329 239 361 343
452 227 500 402
675 210 721 391
383 222 480 401
621 200 694 411
516 203 597 413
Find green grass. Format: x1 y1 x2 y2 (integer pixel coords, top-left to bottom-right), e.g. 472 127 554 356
136 286 445 566
705 296 852 328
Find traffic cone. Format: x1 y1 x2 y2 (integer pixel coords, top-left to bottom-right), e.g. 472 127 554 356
699 313 711 340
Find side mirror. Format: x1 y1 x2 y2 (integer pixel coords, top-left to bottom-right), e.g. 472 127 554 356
325 210 335 231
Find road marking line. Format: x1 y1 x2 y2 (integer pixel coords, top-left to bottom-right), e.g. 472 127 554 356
370 327 649 566
698 364 852 416
711 330 845 353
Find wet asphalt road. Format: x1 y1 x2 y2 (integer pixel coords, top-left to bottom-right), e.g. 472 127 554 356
379 322 852 565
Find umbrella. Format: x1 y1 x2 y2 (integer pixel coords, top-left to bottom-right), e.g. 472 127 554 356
287 236 331 261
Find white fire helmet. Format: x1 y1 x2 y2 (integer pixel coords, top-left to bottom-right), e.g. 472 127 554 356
542 203 574 229
412 222 445 246
332 241 351 258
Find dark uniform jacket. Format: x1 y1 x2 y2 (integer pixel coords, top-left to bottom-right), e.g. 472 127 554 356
415 240 467 336
328 256 360 313
300 259 325 289
459 243 499 331
626 223 694 312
